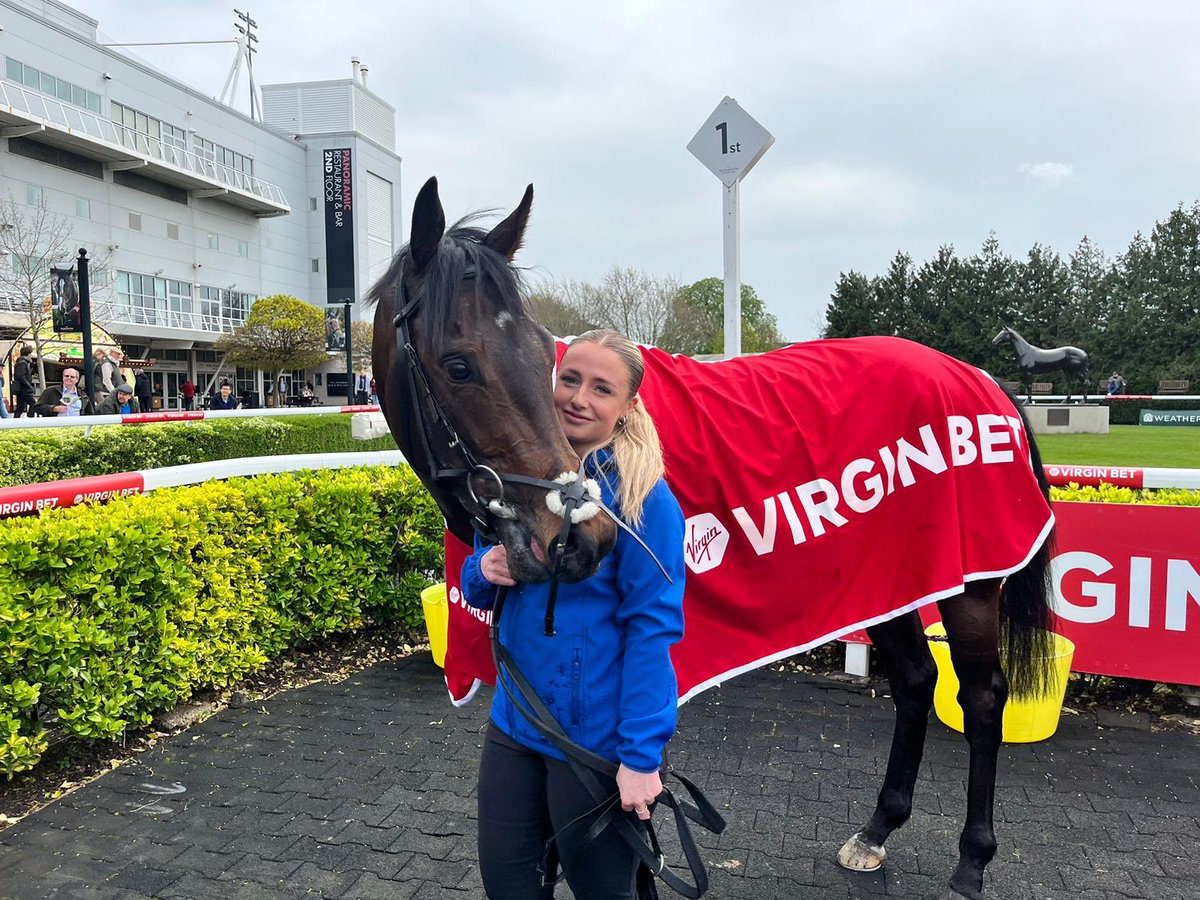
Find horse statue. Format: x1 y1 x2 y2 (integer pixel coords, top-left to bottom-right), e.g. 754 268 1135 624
992 323 1091 403
372 178 1058 900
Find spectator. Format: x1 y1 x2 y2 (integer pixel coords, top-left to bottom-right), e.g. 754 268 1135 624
13 344 36 417
134 368 153 413
94 349 119 401
355 370 369 404
180 376 196 411
369 376 378 405
1106 372 1126 396
0 367 9 419
34 367 94 417
94 381 140 415
276 373 288 406
210 381 239 410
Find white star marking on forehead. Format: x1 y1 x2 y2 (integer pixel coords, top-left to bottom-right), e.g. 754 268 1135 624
495 311 513 329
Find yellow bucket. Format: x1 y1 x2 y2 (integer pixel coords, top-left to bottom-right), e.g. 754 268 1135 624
420 583 449 668
926 622 1075 743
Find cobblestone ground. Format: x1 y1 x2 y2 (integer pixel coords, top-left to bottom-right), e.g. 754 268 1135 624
1 655 1197 899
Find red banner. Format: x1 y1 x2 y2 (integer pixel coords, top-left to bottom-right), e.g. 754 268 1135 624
1050 502 1200 685
0 472 144 517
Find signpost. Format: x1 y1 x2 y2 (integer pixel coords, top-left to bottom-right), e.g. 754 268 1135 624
687 97 774 359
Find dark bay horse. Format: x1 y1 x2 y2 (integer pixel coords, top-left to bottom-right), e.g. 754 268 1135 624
372 178 1056 900
993 324 1091 403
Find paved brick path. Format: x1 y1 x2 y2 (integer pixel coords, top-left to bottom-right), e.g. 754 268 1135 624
1 655 1197 899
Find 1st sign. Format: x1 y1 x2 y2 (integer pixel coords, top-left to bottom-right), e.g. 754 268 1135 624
687 96 775 187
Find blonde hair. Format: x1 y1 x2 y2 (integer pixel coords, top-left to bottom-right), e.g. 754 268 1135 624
570 330 664 527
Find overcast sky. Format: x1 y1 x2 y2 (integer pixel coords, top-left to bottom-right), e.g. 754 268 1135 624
81 1 1200 341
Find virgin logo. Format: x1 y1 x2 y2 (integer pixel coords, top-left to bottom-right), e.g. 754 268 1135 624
683 513 729 574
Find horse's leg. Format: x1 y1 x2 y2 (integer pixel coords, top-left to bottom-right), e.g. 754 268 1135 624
837 610 936 872
936 578 1006 900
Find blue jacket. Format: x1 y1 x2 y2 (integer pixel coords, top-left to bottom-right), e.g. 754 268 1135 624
461 453 686 773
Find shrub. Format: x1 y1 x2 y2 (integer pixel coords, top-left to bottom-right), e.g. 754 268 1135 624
0 465 443 777
0 416 397 488
1051 484 1200 505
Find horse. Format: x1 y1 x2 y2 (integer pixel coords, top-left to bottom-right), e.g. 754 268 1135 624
372 178 1057 900
992 324 1091 403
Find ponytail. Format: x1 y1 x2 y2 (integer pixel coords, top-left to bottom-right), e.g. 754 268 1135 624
572 330 665 527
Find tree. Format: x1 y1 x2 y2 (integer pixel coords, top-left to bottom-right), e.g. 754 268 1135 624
664 277 785 354
821 271 878 338
588 267 679 346
351 320 373 373
527 283 597 337
0 195 112 387
215 295 328 400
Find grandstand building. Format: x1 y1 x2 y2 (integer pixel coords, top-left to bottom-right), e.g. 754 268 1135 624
0 0 401 407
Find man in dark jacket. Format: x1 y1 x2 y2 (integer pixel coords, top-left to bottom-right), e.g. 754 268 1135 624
34 367 94 417
13 344 37 417
134 369 153 413
94 381 140 415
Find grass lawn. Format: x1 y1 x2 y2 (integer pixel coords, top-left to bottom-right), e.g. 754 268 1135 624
1036 425 1200 468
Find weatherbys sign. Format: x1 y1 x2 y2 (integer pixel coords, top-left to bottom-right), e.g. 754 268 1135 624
323 147 355 305
1140 409 1200 426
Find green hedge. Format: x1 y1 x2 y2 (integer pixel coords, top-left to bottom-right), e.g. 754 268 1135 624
0 416 397 488
1051 484 1200 505
0 465 443 777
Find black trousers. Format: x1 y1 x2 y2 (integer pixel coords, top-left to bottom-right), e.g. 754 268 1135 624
477 724 639 900
15 391 35 417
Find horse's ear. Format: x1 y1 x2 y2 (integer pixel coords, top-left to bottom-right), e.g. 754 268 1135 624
484 184 534 261
410 177 445 274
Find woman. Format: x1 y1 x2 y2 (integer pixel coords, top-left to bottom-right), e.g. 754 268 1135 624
461 330 686 900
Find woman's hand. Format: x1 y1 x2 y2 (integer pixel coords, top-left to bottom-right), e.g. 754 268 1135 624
617 764 662 821
480 545 516 586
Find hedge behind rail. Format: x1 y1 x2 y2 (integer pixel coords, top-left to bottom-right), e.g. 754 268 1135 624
0 465 443 777
0 416 397 488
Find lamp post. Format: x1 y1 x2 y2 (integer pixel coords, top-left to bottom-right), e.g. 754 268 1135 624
77 248 94 401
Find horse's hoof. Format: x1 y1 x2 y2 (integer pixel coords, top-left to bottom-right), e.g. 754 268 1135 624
836 832 886 872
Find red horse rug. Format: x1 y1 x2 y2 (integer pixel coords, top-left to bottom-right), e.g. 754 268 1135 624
441 336 1055 705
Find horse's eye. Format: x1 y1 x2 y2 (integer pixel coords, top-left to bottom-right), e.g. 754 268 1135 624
445 360 473 383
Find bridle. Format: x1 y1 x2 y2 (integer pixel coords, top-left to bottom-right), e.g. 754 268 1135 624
390 259 671 633
389 253 724 898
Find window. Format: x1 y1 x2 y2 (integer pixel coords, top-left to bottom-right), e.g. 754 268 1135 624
237 240 248 258
166 222 179 241
167 280 192 323
76 197 91 219
309 197 318 212
128 212 142 231
195 137 254 176
235 366 258 398
26 184 43 206
196 350 218 364
207 233 219 251
116 270 168 325
5 58 101 113
111 101 181 156
159 349 189 362
311 258 320 273
161 123 187 152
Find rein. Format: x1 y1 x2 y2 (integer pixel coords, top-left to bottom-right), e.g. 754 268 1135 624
390 262 724 897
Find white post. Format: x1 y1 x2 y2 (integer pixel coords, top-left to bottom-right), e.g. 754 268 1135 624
844 642 871 677
722 180 741 359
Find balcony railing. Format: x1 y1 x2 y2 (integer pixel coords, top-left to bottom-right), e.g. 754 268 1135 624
0 292 247 336
0 79 290 215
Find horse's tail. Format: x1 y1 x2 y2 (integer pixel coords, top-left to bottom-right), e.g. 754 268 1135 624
998 384 1057 699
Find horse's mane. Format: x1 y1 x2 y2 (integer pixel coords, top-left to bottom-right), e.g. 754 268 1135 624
366 216 528 348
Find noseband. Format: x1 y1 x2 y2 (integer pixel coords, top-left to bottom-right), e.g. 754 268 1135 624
390 263 670 634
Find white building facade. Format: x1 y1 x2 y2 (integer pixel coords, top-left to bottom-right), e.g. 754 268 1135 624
0 0 401 407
